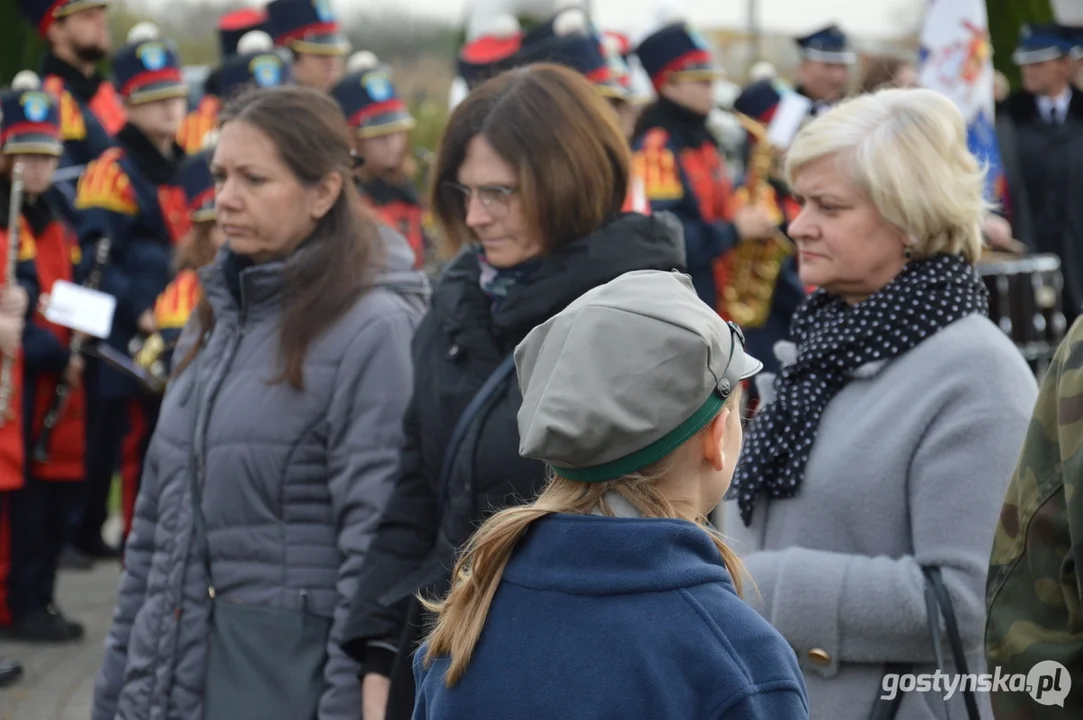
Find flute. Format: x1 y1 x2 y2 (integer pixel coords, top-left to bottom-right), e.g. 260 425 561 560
32 235 112 462
0 163 25 424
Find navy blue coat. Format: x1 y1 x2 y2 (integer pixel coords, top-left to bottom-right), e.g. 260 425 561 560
414 513 809 719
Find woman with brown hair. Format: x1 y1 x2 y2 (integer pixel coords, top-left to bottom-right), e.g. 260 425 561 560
342 62 687 720
92 85 428 720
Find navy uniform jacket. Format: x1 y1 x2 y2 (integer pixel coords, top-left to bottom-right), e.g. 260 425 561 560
74 123 189 398
41 53 126 226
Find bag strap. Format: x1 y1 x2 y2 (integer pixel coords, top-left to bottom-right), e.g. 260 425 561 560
871 566 980 720
922 566 981 720
437 353 516 513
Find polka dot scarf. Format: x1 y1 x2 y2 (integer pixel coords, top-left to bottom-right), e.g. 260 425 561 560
730 253 989 526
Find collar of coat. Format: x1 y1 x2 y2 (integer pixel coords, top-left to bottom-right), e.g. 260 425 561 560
1003 86 1083 123
116 123 186 186
430 211 687 351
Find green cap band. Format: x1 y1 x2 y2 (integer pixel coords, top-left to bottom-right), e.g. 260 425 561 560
551 391 725 483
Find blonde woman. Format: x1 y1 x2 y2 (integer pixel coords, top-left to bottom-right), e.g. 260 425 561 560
725 88 1038 719
414 270 809 719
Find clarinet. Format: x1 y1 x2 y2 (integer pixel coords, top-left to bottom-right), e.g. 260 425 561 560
31 235 112 461
0 163 25 424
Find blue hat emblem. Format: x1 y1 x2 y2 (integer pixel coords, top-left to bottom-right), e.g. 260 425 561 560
250 55 283 87
687 26 709 51
138 42 167 71
21 93 49 123
312 0 334 23
364 73 393 102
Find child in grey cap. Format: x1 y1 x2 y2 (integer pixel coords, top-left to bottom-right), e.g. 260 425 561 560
412 269 809 719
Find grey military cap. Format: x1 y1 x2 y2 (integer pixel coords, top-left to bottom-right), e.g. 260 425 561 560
515 269 762 482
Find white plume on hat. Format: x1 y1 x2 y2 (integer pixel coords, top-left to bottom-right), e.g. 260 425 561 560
749 61 776 82
553 8 589 36
346 50 380 74
236 29 274 55
11 70 41 91
127 21 160 44
482 14 520 39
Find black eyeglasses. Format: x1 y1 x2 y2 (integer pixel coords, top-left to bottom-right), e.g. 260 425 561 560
441 181 518 220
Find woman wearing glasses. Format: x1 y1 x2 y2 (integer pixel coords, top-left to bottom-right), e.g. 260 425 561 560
723 88 1037 719
342 62 686 720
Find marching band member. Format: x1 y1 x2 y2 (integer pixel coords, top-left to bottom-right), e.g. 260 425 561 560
456 15 523 95
719 79 806 377
631 21 775 307
16 0 125 223
512 10 649 214
0 76 45 666
793 24 854 118
70 28 189 558
176 7 270 153
2 74 86 643
266 0 348 93
331 58 429 269
600 29 650 139
148 149 223 381
215 30 294 100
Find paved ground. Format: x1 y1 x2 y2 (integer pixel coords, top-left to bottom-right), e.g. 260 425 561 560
0 521 123 720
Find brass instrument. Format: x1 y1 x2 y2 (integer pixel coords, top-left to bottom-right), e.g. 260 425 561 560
128 330 169 394
0 163 24 422
718 113 794 329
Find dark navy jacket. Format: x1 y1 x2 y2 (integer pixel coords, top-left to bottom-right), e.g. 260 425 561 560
74 123 189 398
41 53 126 226
413 513 809 719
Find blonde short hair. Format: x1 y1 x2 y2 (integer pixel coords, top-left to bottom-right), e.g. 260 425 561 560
784 88 990 264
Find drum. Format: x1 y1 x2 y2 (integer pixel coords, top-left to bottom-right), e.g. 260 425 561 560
976 253 1067 372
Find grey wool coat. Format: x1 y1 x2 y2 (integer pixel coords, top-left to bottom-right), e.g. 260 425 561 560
723 313 1038 720
92 229 428 720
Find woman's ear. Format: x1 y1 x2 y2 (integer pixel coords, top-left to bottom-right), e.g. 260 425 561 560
701 408 729 472
310 171 344 220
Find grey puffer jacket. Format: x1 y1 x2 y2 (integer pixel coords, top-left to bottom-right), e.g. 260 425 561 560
92 230 428 720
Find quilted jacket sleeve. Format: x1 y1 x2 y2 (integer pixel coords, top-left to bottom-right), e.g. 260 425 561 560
319 299 419 719
92 440 161 720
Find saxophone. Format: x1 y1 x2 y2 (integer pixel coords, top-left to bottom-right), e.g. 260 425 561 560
717 113 794 329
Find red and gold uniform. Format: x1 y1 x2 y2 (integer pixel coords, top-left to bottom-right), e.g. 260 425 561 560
631 23 738 306
0 78 90 641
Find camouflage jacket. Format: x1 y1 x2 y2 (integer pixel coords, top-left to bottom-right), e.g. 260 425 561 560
987 317 1083 718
